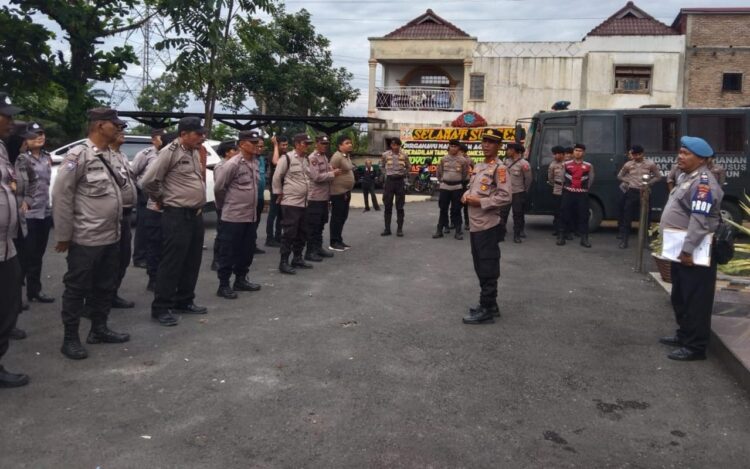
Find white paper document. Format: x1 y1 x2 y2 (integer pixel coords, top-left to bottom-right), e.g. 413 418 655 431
661 229 712 266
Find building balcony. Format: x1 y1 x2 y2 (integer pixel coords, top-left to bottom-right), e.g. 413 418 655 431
375 86 462 112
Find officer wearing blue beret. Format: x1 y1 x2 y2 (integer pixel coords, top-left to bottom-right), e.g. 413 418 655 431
658 136 724 361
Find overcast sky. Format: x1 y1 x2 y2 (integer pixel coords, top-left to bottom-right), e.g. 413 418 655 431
13 0 750 116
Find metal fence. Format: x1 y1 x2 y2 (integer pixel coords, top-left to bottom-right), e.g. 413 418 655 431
375 86 462 111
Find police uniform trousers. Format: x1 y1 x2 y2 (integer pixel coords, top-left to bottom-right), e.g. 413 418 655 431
670 260 717 354
305 200 329 251
143 208 163 282
61 242 119 326
552 194 563 234
115 208 133 292
561 191 590 235
212 208 223 264
266 192 283 242
132 190 148 264
329 192 350 245
438 188 463 230
470 224 502 308
254 191 265 241
499 191 526 237
618 189 641 237
22 216 51 298
217 221 256 286
152 207 204 313
382 176 405 228
362 182 379 210
0 255 22 363
280 205 307 257
462 182 469 227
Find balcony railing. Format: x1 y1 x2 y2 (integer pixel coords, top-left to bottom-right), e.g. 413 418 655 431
376 86 462 111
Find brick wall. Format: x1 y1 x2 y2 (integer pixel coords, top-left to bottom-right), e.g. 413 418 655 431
685 14 750 107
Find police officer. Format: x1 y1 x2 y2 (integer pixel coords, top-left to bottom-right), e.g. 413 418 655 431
380 137 409 237
254 138 268 255
558 144 595 248
52 107 131 360
616 144 662 249
0 92 29 386
499 142 532 243
461 129 512 325
15 122 54 303
659 136 724 361
360 158 380 212
666 162 681 192
131 128 163 268
272 133 312 274
141 117 208 327
707 158 727 186
461 143 473 232
213 130 262 299
210 139 239 271
329 135 355 251
547 146 565 236
434 139 468 240
265 135 288 247
305 135 338 261
110 131 138 308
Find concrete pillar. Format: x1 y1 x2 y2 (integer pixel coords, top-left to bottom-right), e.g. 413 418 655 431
462 58 473 111
368 59 378 117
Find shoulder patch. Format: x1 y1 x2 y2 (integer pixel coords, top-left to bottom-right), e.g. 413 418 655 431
497 166 507 184
691 172 713 214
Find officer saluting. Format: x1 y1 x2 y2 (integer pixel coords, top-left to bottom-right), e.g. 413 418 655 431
52 107 130 360
380 138 409 237
461 129 512 324
141 116 208 326
658 136 724 361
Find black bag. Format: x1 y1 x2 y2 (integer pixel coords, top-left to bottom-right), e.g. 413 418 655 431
713 218 735 265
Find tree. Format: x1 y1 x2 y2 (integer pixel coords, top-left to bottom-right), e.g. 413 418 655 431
136 73 189 112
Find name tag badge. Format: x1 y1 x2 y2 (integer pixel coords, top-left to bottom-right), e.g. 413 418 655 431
86 171 109 183
681 182 690 190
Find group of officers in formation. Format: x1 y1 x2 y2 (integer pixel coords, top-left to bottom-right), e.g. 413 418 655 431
0 88 730 387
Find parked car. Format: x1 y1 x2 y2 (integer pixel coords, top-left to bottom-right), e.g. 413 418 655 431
49 135 221 210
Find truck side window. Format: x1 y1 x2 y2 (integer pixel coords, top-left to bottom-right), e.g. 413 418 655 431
582 116 615 153
687 116 745 153
541 128 574 165
625 116 680 153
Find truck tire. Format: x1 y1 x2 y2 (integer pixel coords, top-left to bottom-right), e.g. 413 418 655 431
721 200 743 224
588 198 604 232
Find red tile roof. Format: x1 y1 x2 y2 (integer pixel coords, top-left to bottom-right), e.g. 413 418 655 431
383 9 472 39
587 2 678 37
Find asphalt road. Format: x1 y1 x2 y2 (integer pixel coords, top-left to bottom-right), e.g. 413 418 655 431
2 201 749 469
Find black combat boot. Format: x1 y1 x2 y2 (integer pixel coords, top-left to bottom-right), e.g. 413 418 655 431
580 234 592 248
454 226 463 240
87 320 130 344
469 303 500 317
217 285 238 299
432 224 444 238
462 306 496 324
304 249 323 262
61 324 88 360
317 246 334 258
513 233 522 243
396 223 404 237
618 234 628 249
381 214 392 236
556 232 566 246
291 255 313 269
279 254 296 275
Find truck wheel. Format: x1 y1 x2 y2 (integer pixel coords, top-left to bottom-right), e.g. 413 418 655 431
721 200 743 224
588 198 603 232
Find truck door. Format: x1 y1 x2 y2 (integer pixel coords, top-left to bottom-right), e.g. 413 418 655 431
530 124 575 213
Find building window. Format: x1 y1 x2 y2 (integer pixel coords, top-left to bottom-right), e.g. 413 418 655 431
614 66 652 94
722 73 743 92
420 75 450 86
625 116 680 153
470 74 485 100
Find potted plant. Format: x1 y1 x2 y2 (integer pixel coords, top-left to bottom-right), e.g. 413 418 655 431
649 223 672 283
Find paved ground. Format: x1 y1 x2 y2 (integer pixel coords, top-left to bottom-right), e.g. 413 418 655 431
2 200 750 469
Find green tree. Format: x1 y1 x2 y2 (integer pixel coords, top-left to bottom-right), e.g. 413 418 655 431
136 73 189 112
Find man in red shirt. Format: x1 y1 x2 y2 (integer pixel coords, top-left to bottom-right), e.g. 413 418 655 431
558 143 595 248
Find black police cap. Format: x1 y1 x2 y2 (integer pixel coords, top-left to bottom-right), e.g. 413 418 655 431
551 145 564 154
87 107 126 126
0 92 22 117
238 130 262 142
630 144 644 154
22 122 44 140
177 116 206 134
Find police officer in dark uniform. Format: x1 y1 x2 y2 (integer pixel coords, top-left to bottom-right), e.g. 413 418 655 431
131 128 163 268
141 117 208 326
659 136 724 361
380 138 409 237
110 131 138 308
52 107 131 360
0 92 29 386
461 129 513 325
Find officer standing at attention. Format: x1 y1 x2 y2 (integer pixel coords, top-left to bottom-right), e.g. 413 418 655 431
52 107 131 359
0 92 29 386
210 139 239 271
380 137 409 237
329 135 355 251
659 136 723 361
360 158 380 212
265 136 288 247
109 131 138 309
616 145 662 249
433 139 468 240
558 144 595 248
499 143 532 243
131 128 163 268
305 135 338 262
213 131 263 299
15 122 54 304
547 146 565 237
273 133 312 274
141 117 208 327
461 129 512 325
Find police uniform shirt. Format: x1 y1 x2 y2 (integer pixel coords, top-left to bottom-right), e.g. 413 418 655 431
0 141 18 261
438 154 468 190
380 150 409 177
15 150 52 220
660 168 724 254
271 150 309 208
306 150 334 201
667 164 682 187
464 160 513 232
707 160 727 186
52 139 123 246
214 154 259 223
504 157 532 194
547 160 564 196
141 141 206 209
617 158 662 190
111 149 137 209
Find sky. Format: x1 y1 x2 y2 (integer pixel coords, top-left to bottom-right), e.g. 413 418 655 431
11 0 750 117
